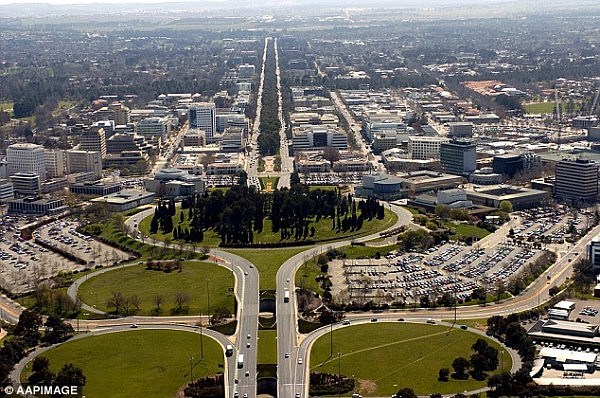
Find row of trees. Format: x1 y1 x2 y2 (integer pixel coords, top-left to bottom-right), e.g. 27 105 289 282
257 38 281 156
28 357 86 394
105 290 191 316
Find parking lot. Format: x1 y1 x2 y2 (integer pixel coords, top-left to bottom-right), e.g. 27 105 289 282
35 219 131 265
300 173 363 186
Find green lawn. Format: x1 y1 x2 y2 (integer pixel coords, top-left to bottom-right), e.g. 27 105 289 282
443 221 490 240
226 247 306 290
524 102 555 114
30 330 222 398
259 177 279 192
310 322 511 396
140 208 397 248
258 330 277 364
78 262 234 316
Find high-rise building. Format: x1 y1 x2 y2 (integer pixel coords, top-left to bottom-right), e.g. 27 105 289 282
109 102 131 125
440 139 477 176
408 136 449 160
492 154 523 177
189 103 216 144
555 158 599 203
6 143 46 181
447 122 473 138
79 126 107 158
44 149 65 178
66 150 103 180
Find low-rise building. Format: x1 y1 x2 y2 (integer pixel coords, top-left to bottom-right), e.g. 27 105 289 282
465 185 549 210
0 179 14 201
69 181 123 196
7 197 67 215
10 173 40 196
90 189 155 212
144 168 205 198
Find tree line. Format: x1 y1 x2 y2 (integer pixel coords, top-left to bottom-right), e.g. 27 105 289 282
257 38 282 156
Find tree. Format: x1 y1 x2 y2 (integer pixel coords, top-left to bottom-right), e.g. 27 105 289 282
438 367 450 382
499 200 513 213
54 363 86 389
394 387 417 398
28 357 54 386
152 294 164 314
15 309 43 347
43 315 74 345
106 291 126 314
435 204 451 219
452 357 470 379
549 286 560 297
174 291 191 312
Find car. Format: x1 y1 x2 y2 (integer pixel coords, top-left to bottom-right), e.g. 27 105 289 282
342 320 350 325
247 334 251 339
246 342 250 348
296 393 300 398
285 352 289 358
460 325 468 330
130 324 138 328
233 392 239 398
298 358 303 365
426 319 435 324
244 271 248 276
234 378 238 384
397 318 405 322
243 394 248 398
245 371 250 377
370 318 378 322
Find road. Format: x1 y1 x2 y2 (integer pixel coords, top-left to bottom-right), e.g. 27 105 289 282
151 121 189 176
274 37 293 189
10 324 236 398
276 203 414 398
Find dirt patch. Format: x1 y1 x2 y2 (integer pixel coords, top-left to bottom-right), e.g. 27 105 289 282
358 379 377 395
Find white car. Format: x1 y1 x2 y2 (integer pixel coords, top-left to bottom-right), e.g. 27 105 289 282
298 358 303 365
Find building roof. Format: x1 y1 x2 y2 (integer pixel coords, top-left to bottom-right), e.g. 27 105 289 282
542 319 599 335
554 300 576 310
539 347 597 363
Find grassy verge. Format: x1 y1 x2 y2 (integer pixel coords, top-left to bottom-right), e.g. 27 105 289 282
310 322 511 396
258 330 277 364
28 330 223 398
225 247 306 290
442 221 490 240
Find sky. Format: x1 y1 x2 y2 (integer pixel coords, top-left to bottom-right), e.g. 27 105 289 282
0 0 226 5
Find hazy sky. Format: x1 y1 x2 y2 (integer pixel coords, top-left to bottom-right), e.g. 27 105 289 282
0 0 226 5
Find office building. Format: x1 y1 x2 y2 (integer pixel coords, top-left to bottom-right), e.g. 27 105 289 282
0 179 14 201
10 172 41 196
145 168 205 198
466 185 549 210
408 136 449 160
79 126 107 158
447 122 473 138
6 143 46 181
7 197 66 215
109 102 131 125
292 127 348 151
189 103 216 144
136 117 170 142
90 190 155 212
588 234 600 270
554 158 599 203
220 128 245 152
492 153 524 177
44 149 65 178
69 181 122 196
66 150 103 180
440 139 477 176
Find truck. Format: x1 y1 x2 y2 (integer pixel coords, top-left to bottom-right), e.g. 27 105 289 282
225 344 234 357
237 354 244 369
283 289 290 303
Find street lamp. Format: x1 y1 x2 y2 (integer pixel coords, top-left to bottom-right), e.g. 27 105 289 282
189 355 194 384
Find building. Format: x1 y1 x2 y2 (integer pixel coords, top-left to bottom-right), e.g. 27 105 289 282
292 127 348 151
69 181 122 196
189 103 216 144
220 128 245 152
182 129 206 147
0 179 14 201
144 168 205 198
440 139 477 176
447 122 473 137
470 168 503 185
79 126 107 158
10 173 41 196
397 170 464 196
6 143 46 181
136 117 170 142
7 197 66 215
538 346 597 372
355 173 408 201
90 190 155 212
408 136 448 160
206 153 244 175
588 234 600 270
106 133 152 155
109 102 131 125
466 185 549 210
412 188 473 211
555 158 599 203
65 150 102 180
44 150 65 178
492 153 524 177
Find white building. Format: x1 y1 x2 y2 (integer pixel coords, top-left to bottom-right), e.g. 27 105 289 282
10 172 40 195
44 149 65 178
6 143 47 181
408 136 449 160
292 127 348 151
66 150 103 180
0 179 14 201
189 103 216 144
220 128 245 152
136 117 170 142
